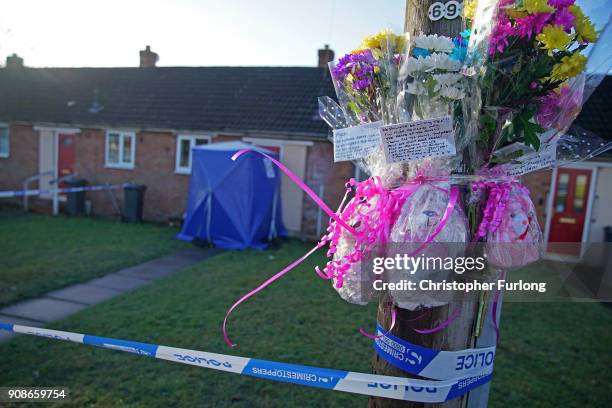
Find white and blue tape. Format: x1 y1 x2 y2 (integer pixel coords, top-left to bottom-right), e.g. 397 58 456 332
374 323 496 380
0 322 493 403
0 184 127 198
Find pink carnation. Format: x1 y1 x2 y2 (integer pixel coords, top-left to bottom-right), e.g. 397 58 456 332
516 13 551 38
489 20 516 56
553 8 576 32
548 0 575 7
536 86 582 129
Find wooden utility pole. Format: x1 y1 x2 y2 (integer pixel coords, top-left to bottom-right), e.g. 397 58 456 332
369 2 499 407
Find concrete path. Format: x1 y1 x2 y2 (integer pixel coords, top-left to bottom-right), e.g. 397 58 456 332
0 247 220 342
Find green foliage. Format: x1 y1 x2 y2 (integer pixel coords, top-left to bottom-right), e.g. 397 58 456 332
490 149 525 165
0 213 186 306
0 244 609 407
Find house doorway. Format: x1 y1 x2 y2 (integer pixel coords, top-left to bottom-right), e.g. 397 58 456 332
547 167 593 256
36 127 79 198
58 133 76 189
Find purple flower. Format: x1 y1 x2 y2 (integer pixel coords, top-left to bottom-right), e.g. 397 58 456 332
516 13 551 38
548 0 575 7
332 49 379 92
553 7 576 32
489 20 516 56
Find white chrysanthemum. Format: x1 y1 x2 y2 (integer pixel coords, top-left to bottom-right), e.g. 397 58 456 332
429 53 462 71
406 81 426 95
402 53 462 76
414 34 454 53
438 85 465 100
432 73 463 88
403 56 434 76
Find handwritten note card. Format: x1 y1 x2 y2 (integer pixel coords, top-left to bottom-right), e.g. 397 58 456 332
333 121 383 162
380 116 456 164
504 143 557 176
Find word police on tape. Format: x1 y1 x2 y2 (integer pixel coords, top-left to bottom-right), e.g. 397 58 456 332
0 322 492 403
374 323 496 380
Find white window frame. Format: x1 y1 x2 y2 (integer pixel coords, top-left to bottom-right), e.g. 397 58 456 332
105 130 136 169
175 134 212 174
0 124 9 158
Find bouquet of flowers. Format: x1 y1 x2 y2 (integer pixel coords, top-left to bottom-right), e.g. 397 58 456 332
222 4 612 346
463 0 600 169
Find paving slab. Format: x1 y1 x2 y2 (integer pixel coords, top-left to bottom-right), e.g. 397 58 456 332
47 284 123 305
87 273 150 292
0 298 87 323
0 247 222 336
0 314 43 343
117 248 220 280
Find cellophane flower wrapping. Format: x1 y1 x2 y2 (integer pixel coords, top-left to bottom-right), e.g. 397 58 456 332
476 182 542 269
388 184 469 309
462 0 605 171
323 30 408 186
316 1 611 308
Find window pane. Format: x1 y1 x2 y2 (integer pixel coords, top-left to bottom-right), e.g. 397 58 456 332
107 134 120 164
573 175 588 213
122 135 133 164
555 173 569 213
195 138 209 146
179 139 191 168
0 128 8 155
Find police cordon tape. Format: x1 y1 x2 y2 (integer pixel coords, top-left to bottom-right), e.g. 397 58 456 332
373 324 495 380
0 322 493 403
0 184 128 198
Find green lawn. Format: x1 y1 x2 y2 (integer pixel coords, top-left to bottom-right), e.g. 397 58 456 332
0 241 610 407
0 213 186 307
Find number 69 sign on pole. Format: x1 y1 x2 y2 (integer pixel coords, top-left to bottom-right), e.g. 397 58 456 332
428 1 462 21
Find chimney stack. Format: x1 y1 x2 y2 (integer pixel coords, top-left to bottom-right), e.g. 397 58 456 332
6 53 24 69
139 45 158 68
318 44 334 68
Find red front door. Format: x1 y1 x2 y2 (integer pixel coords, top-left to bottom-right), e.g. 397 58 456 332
58 134 76 188
547 168 592 255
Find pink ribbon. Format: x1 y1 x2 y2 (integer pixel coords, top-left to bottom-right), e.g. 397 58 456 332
413 306 461 334
360 306 397 339
232 149 358 237
223 150 462 347
222 242 324 348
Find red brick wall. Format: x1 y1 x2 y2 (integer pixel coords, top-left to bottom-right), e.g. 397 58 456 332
0 123 351 233
0 124 39 193
522 169 553 229
73 129 240 222
301 140 354 238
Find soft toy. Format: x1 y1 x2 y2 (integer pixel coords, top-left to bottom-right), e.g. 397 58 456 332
476 183 542 269
388 182 469 310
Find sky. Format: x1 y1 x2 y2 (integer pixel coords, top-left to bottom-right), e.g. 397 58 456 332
0 0 610 68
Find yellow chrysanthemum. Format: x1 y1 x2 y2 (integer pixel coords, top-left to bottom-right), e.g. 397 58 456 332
523 0 554 14
506 8 528 20
463 0 477 20
536 25 571 55
569 4 584 21
360 29 404 53
549 53 587 82
571 5 598 43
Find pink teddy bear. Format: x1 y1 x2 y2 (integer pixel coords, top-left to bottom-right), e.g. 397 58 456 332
486 185 542 269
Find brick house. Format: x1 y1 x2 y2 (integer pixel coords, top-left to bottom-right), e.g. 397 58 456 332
1 47 610 253
522 76 612 258
0 46 354 239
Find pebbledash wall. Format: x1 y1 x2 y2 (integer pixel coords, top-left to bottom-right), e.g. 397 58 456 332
521 169 551 230
0 123 353 239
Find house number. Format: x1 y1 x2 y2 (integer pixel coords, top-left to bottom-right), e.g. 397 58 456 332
428 1 462 21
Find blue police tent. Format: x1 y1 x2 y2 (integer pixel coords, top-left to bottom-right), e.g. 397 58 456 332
177 142 286 249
